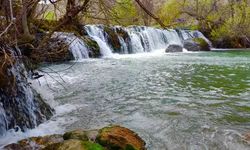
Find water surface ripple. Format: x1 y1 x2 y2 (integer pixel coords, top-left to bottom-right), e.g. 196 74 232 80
41 51 250 150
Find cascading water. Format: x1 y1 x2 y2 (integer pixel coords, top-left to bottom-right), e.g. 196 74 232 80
0 55 53 136
178 29 212 46
53 32 89 60
84 25 113 57
56 25 211 60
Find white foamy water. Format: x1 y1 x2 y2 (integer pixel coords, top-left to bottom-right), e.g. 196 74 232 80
0 103 81 148
53 32 89 60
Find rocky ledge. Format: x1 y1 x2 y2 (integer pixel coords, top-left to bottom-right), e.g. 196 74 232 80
4 125 146 150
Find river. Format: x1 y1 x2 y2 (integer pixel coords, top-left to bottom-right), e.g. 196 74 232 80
1 51 250 150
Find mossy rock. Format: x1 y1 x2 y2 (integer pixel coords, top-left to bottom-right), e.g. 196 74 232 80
97 126 146 150
4 134 63 150
165 44 183 53
63 129 99 142
104 26 121 52
116 28 129 41
83 37 101 58
44 139 104 150
193 38 210 51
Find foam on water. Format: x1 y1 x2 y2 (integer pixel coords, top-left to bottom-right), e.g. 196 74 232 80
0 103 81 148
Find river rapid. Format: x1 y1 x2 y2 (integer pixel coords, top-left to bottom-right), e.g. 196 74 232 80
1 51 250 150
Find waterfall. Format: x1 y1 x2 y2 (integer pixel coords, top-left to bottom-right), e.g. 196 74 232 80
83 25 186 55
55 25 211 60
53 32 89 60
178 30 212 46
84 25 113 57
0 56 53 136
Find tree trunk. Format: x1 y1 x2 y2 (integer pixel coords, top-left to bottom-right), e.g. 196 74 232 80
21 0 35 42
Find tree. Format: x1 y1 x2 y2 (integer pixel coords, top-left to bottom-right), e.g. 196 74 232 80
111 0 140 26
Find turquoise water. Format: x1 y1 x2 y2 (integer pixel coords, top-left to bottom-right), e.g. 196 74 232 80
39 51 250 150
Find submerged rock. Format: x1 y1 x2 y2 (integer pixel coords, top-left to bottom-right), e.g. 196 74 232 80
97 126 146 150
165 44 183 53
243 132 250 144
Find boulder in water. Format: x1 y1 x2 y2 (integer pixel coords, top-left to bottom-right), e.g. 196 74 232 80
97 125 146 150
165 44 183 53
193 38 211 51
184 39 201 51
184 38 211 51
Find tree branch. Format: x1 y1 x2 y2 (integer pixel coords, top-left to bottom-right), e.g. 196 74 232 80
134 0 167 28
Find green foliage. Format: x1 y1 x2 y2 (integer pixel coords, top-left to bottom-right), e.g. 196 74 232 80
44 11 56 20
111 0 140 26
157 0 250 47
211 4 250 40
157 0 182 27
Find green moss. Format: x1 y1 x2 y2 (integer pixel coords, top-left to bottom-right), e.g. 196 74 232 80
83 37 101 58
193 38 210 51
125 144 137 150
82 141 104 150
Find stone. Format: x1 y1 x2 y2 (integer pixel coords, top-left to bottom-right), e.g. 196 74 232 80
4 134 63 150
63 129 99 142
44 139 104 150
243 132 250 144
184 38 211 51
184 39 201 51
97 125 146 150
193 38 211 51
165 44 183 53
83 37 101 58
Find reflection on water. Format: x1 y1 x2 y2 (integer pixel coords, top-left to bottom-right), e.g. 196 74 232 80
35 51 250 149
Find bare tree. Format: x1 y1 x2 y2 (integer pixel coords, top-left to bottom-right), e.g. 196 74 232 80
134 0 167 28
